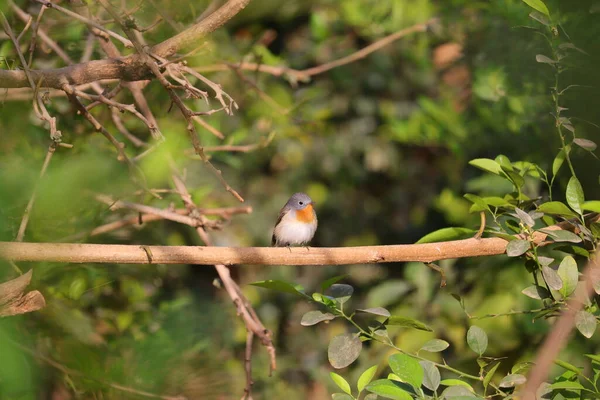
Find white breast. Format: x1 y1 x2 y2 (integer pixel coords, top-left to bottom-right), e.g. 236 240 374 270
274 210 317 246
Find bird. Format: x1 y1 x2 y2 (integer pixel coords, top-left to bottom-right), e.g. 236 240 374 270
271 192 318 247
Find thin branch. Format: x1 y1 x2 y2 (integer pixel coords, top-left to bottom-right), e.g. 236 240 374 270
34 0 133 48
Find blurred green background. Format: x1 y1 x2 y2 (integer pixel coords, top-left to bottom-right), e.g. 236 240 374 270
0 0 599 398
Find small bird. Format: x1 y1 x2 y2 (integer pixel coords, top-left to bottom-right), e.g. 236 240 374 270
271 192 318 247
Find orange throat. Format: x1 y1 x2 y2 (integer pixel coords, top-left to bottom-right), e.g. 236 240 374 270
295 204 315 223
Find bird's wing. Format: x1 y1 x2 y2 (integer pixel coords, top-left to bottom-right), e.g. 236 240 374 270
271 206 288 246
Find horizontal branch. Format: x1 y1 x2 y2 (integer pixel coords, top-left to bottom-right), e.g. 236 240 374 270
1 237 510 265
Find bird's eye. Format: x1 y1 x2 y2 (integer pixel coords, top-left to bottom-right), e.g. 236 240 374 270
298 201 304 205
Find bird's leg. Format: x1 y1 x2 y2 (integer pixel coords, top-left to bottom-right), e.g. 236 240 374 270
286 244 292 253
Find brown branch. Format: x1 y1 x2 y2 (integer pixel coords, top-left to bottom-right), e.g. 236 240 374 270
0 269 46 317
197 18 439 83
521 256 600 400
0 230 582 266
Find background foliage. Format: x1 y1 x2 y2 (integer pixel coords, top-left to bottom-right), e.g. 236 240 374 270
0 0 599 399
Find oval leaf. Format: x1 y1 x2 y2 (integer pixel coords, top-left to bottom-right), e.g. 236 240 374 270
552 148 567 178
575 310 597 338
327 284 354 303
538 201 577 218
540 229 582 243
566 176 585 216
522 285 550 300
357 307 391 317
506 239 530 257
301 310 336 326
469 158 502 175
499 373 527 388
328 333 362 369
416 227 476 244
386 316 433 332
440 379 475 392
330 372 352 395
573 138 597 151
388 354 424 389
484 362 501 390
419 360 441 391
440 385 476 398
583 201 600 213
420 339 450 353
358 365 378 393
366 379 412 400
321 275 348 292
536 54 557 64
558 256 579 298
467 326 488 355
542 266 563 290
522 0 550 16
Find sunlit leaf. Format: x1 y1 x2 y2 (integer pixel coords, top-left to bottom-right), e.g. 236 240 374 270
554 359 583 375
566 176 585 216
330 372 352 395
416 227 476 244
573 138 597 151
575 310 596 338
522 0 550 16
469 158 502 175
357 307 391 317
583 201 600 213
552 148 568 178
542 266 563 290
420 339 450 353
538 201 577 218
388 354 423 389
522 285 550 300
540 229 582 243
483 362 501 391
358 365 378 393
499 374 526 388
366 379 412 400
558 256 579 298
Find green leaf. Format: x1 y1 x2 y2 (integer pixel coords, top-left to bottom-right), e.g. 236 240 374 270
552 148 568 178
366 379 412 400
464 193 490 213
328 333 362 369
538 201 578 218
420 339 450 353
550 381 586 390
575 310 597 338
250 280 305 296
440 385 476 398
440 379 475 392
357 307 391 317
467 326 488 355
542 266 563 290
68 278 87 300
301 310 337 326
573 138 597 151
331 394 354 400
469 158 502 175
566 176 585 216
584 354 600 363
326 284 354 304
416 227 476 244
506 240 530 257
312 292 337 308
499 374 526 388
529 11 550 25
558 256 579 298
523 0 550 17
482 196 513 208
388 354 423 389
522 285 550 300
386 316 433 332
330 372 352 395
364 394 378 400
554 359 583 375
540 229 582 243
583 201 600 213
419 360 440 391
483 362 501 391
321 275 348 293
358 365 378 393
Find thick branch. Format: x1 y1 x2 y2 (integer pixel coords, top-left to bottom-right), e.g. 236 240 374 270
0 237 520 265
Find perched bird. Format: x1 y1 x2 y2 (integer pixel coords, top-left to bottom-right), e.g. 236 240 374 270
271 192 318 247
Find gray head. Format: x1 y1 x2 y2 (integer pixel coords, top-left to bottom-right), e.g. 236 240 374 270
285 192 313 210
